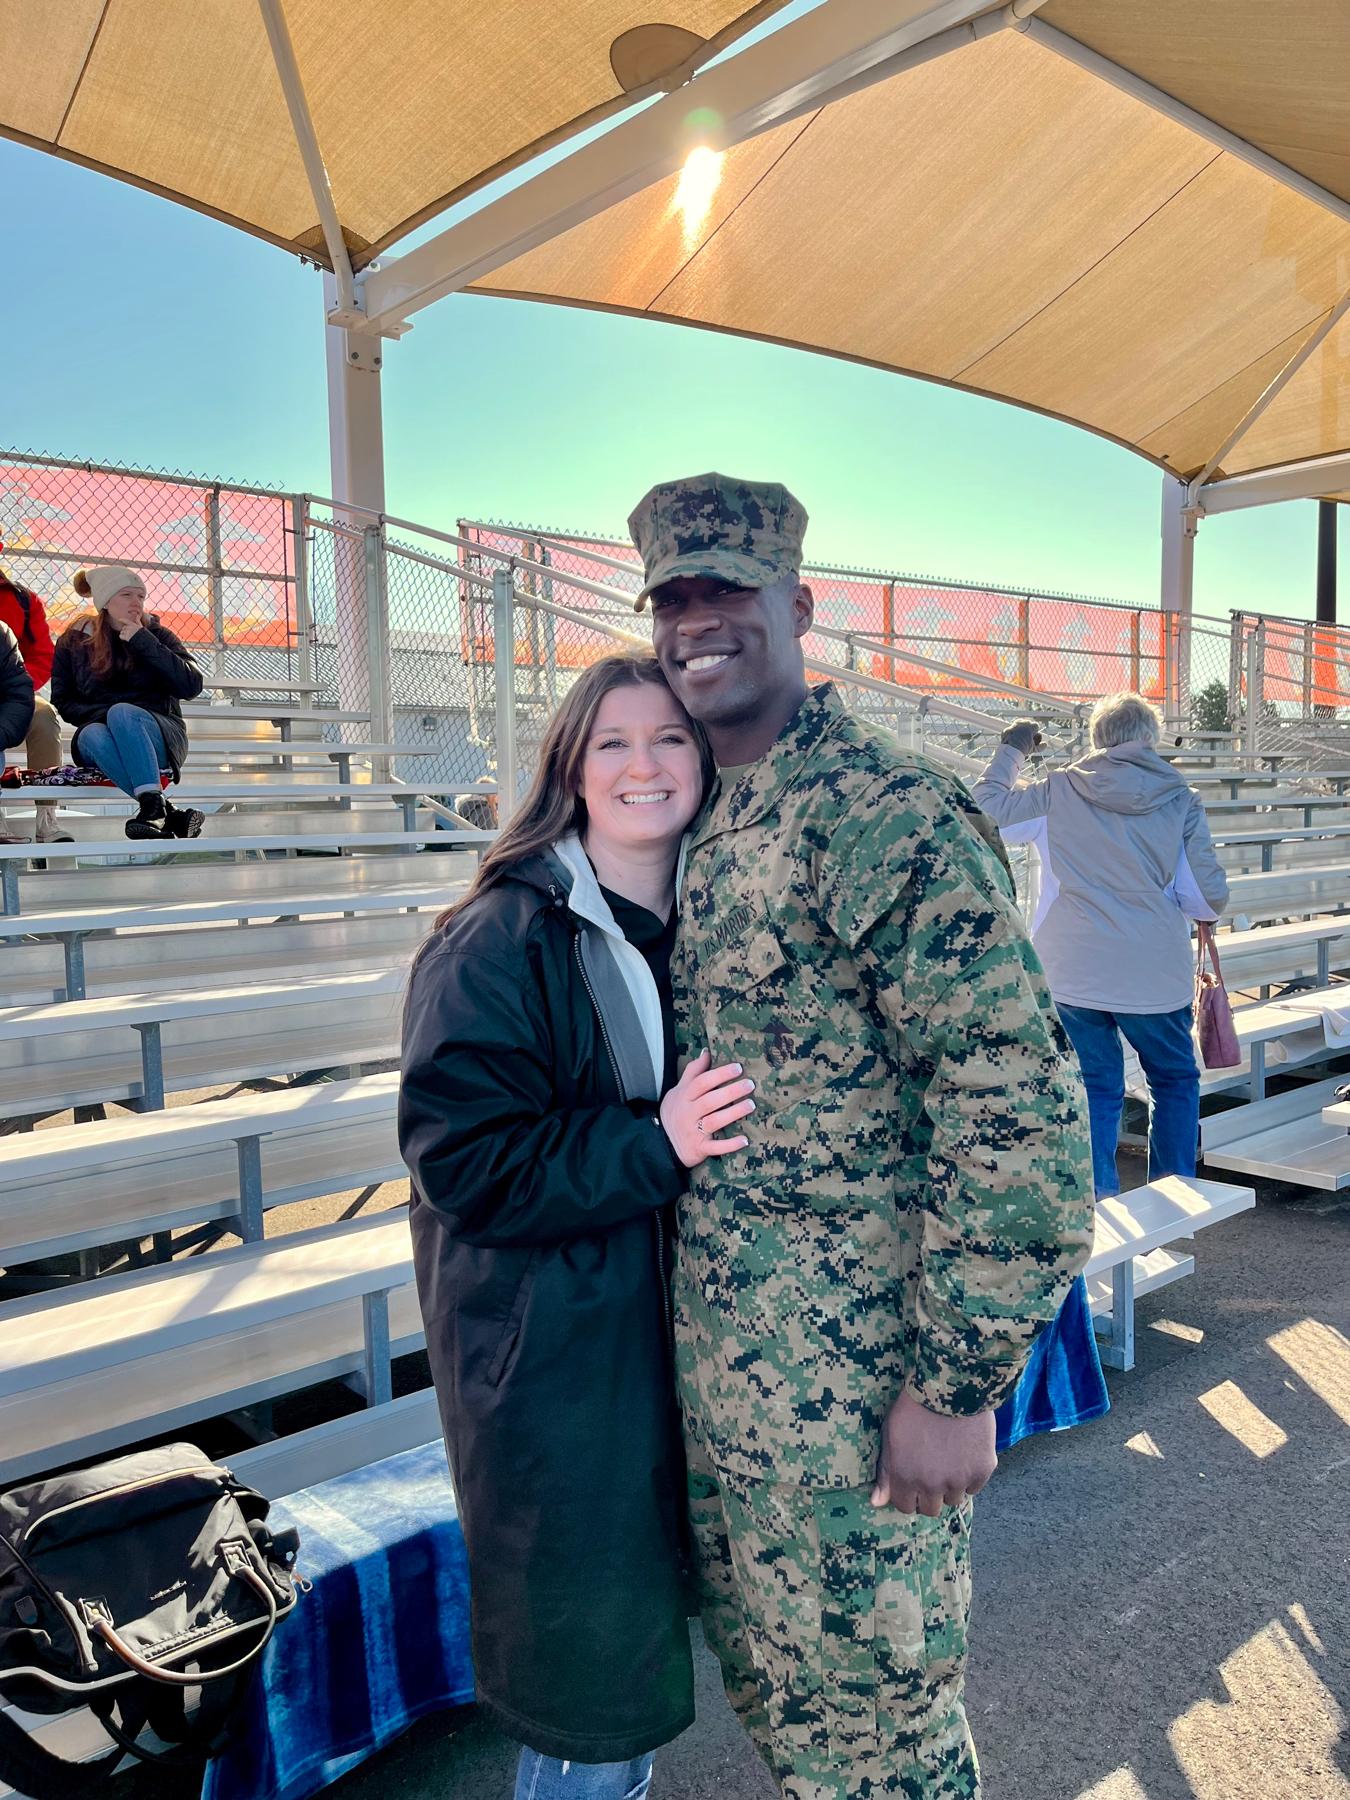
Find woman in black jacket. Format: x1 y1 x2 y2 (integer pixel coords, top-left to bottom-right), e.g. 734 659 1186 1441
400 654 754 1800
50 565 204 839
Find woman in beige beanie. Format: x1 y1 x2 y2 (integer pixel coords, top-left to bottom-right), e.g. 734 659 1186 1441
50 567 205 838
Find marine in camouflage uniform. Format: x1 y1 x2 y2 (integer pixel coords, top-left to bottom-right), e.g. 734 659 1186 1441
629 474 1095 1800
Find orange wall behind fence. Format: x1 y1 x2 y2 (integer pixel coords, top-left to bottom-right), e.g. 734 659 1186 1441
0 462 296 649
465 528 1169 700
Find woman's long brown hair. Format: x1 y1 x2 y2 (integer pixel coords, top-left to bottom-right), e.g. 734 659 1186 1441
65 610 135 682
433 653 713 930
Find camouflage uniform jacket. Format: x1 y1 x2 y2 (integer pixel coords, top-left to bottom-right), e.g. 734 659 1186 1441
672 685 1095 1489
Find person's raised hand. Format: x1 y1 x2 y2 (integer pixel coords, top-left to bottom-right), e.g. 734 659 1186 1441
1001 719 1042 754
870 1390 997 1517
660 1048 754 1168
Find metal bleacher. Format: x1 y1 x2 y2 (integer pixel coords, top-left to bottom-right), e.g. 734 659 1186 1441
0 693 1347 1740
0 697 484 1494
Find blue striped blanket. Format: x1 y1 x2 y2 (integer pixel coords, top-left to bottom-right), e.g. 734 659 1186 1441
202 1439 473 1800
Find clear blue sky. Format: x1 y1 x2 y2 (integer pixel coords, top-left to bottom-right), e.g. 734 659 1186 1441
2 120 1342 622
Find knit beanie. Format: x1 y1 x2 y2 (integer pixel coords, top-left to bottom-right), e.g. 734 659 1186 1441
73 566 146 611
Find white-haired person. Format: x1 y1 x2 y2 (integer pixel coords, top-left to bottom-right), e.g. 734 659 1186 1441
972 690 1229 1197
50 566 205 840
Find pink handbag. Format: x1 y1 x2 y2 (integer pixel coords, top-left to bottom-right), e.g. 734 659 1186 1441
1195 922 1242 1069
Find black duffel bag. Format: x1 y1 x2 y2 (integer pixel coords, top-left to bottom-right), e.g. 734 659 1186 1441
0 1442 302 1798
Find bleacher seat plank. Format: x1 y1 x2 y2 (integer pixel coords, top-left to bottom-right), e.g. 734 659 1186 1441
7 741 438 765
0 832 487 916
0 967 403 1041
1084 1175 1254 1278
0 1072 397 1181
183 705 371 725
0 884 447 943
0 1214 421 1482
0 969 403 1113
0 911 433 1006
1083 1175 1255 1369
0 1122 402 1265
1223 866 1350 924
17 780 456 805
231 1390 442 1499
200 678 327 696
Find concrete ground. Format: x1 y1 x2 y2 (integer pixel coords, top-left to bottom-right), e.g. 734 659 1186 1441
284 1168 1350 1800
20 1089 1344 1800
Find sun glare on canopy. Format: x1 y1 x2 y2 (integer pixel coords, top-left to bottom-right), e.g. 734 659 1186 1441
674 146 725 245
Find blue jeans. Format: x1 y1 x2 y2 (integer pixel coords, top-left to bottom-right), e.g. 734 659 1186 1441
513 1751 653 1800
78 703 167 798
1058 1004 1199 1198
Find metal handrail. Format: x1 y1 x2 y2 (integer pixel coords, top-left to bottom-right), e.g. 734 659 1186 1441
377 530 1073 743
812 624 1083 718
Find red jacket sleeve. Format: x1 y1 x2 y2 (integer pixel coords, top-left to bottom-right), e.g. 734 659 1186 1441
21 595 54 691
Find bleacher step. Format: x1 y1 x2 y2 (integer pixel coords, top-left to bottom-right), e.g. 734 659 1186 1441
1087 1246 1194 1316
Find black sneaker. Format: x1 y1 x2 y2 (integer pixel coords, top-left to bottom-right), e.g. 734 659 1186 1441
165 802 204 839
125 792 169 839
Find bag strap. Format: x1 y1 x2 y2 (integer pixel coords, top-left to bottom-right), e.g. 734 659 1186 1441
0 1702 125 1800
1195 920 1227 988
87 1673 246 1769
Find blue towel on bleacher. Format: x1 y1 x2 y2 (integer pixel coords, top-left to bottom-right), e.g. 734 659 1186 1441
995 1274 1110 1453
202 1439 473 1800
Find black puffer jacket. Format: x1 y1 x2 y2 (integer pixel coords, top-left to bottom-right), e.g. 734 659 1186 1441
0 622 34 750
50 617 203 780
399 847 693 1764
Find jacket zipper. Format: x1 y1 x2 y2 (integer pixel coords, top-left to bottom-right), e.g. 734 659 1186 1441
573 932 677 1365
574 934 627 1103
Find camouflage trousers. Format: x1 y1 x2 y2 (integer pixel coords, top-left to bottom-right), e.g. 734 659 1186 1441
686 1436 979 1800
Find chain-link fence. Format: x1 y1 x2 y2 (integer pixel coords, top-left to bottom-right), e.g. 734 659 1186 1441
8 453 1348 810
463 521 1176 699
460 519 1350 746
0 450 316 694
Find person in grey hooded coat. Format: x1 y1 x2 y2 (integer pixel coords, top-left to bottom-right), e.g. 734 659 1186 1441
972 691 1228 1197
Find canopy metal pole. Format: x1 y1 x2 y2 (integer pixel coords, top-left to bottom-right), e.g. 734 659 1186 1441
1315 500 1338 719
1160 476 1195 725
324 272 387 727
492 568 519 824
1317 501 1338 627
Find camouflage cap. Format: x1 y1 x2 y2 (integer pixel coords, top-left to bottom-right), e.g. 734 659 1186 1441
627 472 807 612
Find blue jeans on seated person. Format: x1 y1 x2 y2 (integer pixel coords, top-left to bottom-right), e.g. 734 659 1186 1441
1057 1003 1199 1199
514 1751 653 1800
78 703 167 798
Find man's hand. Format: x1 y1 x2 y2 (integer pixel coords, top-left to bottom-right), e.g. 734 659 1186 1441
1000 719 1042 754
870 1390 997 1517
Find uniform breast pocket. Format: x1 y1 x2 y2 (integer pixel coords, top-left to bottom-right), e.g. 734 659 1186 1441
699 919 851 1104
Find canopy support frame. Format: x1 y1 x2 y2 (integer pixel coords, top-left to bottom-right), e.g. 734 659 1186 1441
257 0 363 326
1185 287 1350 510
355 0 1052 338
1021 19 1350 230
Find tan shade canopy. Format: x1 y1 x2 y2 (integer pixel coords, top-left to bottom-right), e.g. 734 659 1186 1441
0 0 785 264
471 3 1350 500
